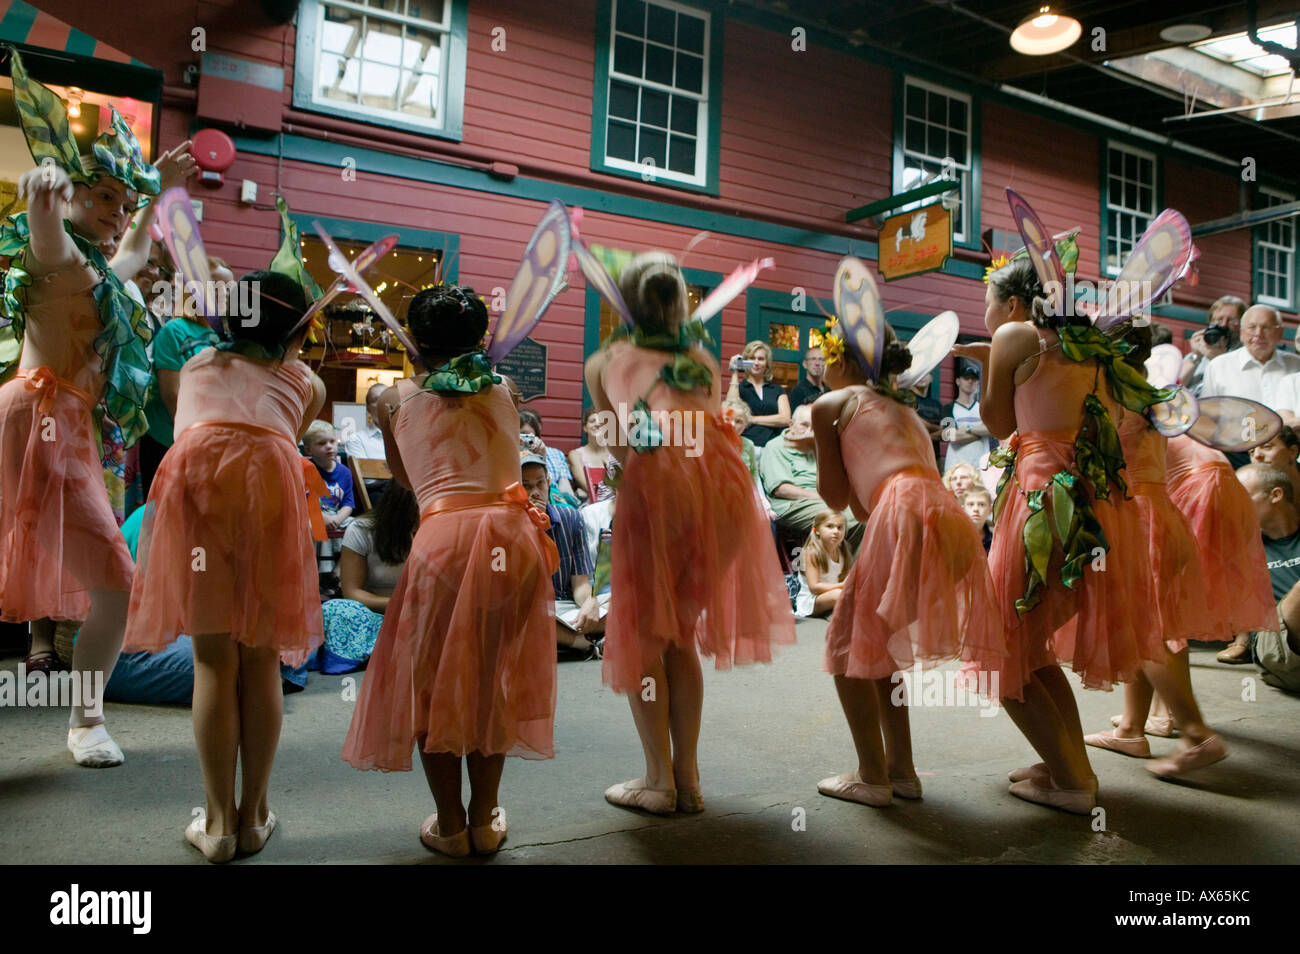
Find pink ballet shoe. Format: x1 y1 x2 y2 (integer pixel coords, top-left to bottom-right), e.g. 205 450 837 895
238 811 277 856
1111 713 1176 737
1084 730 1151 759
469 819 507 855
890 775 923 799
1146 736 1228 779
676 790 706 813
420 814 471 858
67 725 124 768
817 771 893 807
1009 762 1099 794
185 815 237 863
1008 778 1095 815
604 779 676 816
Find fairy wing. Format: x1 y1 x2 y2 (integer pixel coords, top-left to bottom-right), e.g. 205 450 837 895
487 200 571 363
288 233 398 339
1094 210 1195 332
573 241 633 328
156 187 216 325
1144 342 1183 389
832 256 885 382
1186 396 1282 453
1145 387 1198 437
1006 188 1066 317
311 222 422 362
895 310 960 389
691 257 775 323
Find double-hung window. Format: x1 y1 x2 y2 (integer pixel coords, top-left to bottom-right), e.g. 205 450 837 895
895 77 976 246
1103 142 1158 276
1254 188 1297 311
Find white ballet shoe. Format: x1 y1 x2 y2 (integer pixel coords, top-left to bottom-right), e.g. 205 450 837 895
817 771 893 807
67 725 124 767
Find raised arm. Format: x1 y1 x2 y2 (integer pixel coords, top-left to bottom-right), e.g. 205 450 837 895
16 163 78 274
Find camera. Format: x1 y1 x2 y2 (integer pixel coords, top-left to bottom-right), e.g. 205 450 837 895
729 355 758 373
1203 325 1230 347
520 433 539 449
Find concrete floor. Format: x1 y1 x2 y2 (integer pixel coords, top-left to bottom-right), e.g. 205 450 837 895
2 618 1297 865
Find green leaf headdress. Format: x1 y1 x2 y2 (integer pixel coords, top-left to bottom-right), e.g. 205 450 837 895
7 45 160 198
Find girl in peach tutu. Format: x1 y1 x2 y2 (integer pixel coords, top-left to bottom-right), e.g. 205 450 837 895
124 272 325 861
1086 329 1273 776
583 251 795 816
0 48 164 767
810 267 1004 808
957 255 1163 814
343 285 559 857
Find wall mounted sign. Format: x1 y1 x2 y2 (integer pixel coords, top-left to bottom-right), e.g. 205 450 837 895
494 335 547 402
878 202 953 281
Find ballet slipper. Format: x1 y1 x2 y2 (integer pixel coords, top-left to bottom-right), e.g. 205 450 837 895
420 813 471 858
676 790 706 813
185 815 237 863
1216 644 1250 664
238 811 277 856
1146 736 1228 779
469 819 507 855
817 771 893 807
604 779 677 815
890 775 923 799
1084 730 1151 758
1008 778 1095 815
67 725 124 768
1010 762 1099 794
1110 713 1177 737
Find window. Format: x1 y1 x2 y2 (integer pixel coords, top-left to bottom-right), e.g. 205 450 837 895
1255 188 1297 310
1104 142 1158 276
895 77 976 245
293 0 467 138
592 0 720 192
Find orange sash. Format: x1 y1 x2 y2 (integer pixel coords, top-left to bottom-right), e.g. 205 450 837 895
421 481 560 575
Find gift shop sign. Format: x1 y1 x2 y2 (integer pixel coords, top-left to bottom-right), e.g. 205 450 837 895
878 203 953 281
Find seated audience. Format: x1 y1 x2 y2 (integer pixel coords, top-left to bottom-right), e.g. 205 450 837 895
569 405 617 505
522 453 607 658
1200 305 1300 414
519 408 578 504
305 420 355 584
759 403 862 547
961 486 994 551
794 510 851 619
726 340 791 447
723 399 776 521
1236 463 1300 690
1251 425 1300 502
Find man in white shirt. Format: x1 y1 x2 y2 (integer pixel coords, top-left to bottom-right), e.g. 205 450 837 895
344 383 390 460
1200 306 1300 418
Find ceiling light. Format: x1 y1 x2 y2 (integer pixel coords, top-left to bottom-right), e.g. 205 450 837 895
1010 5 1082 55
1160 23 1212 44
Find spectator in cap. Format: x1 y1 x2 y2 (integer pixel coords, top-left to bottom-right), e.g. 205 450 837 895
940 358 995 472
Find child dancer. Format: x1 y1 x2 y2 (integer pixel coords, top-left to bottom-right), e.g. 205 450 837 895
124 272 326 861
812 308 1004 806
584 251 795 815
0 48 162 766
343 285 558 858
795 510 851 619
958 255 1163 814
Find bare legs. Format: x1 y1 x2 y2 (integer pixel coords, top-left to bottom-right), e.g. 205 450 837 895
417 748 506 836
190 633 282 838
1002 665 1095 791
623 644 703 793
830 675 915 786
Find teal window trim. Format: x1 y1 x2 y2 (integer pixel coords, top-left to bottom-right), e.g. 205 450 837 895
743 286 832 382
1099 139 1162 278
1251 187 1297 313
292 0 467 142
590 0 723 197
891 74 981 252
580 264 723 410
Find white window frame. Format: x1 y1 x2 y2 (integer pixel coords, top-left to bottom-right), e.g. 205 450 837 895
601 0 712 188
895 76 974 245
1104 141 1158 277
1255 187 1297 311
295 0 457 136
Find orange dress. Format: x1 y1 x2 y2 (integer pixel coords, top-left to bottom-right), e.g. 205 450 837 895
599 341 794 693
0 257 133 622
989 327 1163 699
124 349 323 665
1165 435 1276 646
824 386 1005 679
342 378 557 768
1112 414 1214 650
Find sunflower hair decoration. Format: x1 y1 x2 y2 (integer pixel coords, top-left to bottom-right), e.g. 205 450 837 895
983 254 1011 284
821 315 847 366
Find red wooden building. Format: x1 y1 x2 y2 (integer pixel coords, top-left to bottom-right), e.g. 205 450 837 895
2 0 1296 451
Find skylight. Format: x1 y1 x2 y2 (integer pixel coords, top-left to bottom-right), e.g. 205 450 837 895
1192 24 1296 77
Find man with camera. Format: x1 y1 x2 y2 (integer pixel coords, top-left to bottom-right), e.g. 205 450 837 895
1178 295 1246 394
1199 306 1300 425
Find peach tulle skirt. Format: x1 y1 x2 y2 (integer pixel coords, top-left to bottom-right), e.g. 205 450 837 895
990 432 1165 700
343 503 557 769
825 468 1006 680
1125 483 1215 651
0 372 132 622
124 422 323 666
1167 462 1276 649
601 418 795 694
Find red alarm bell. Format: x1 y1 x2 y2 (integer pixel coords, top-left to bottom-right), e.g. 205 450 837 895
191 128 236 188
